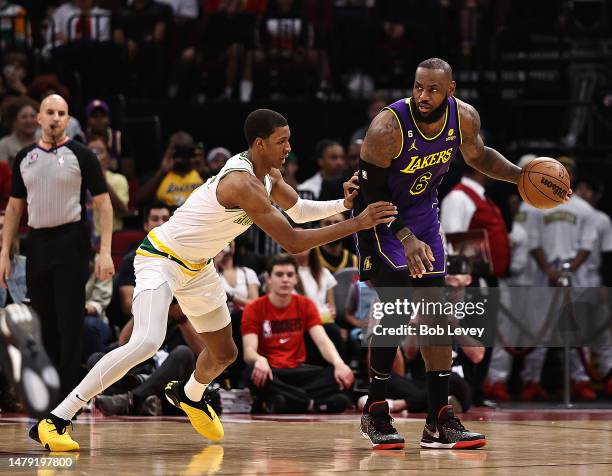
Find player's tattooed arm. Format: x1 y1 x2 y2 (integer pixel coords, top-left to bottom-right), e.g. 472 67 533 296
458 100 521 184
361 109 402 168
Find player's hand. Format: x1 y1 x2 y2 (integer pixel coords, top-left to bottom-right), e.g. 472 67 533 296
356 202 397 229
334 363 354 390
95 253 115 281
342 172 359 209
0 252 11 288
251 357 273 387
402 234 434 278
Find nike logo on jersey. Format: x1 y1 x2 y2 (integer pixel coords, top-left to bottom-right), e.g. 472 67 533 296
279 338 290 344
438 372 451 377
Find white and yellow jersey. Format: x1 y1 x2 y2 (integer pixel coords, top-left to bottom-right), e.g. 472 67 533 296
138 152 272 268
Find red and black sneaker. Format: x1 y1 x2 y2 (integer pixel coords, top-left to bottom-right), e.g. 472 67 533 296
420 405 486 449
360 401 405 450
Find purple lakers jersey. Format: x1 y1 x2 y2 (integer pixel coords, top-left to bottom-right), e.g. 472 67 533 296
358 96 462 277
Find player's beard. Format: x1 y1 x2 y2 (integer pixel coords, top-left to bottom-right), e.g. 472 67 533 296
412 95 448 124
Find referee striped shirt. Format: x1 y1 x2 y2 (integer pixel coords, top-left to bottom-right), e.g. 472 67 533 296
11 140 107 229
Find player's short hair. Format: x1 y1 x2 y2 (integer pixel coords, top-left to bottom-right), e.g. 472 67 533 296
267 253 298 274
417 58 453 78
244 109 288 145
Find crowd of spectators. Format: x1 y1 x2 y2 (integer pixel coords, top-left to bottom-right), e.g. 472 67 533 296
0 0 519 104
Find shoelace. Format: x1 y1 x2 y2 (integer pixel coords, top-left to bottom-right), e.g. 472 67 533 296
46 418 72 436
372 412 396 435
445 414 467 432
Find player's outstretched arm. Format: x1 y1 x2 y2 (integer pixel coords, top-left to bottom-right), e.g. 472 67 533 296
218 172 396 254
268 168 354 223
457 100 521 184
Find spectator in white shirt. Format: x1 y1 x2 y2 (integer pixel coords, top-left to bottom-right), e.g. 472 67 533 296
214 240 260 314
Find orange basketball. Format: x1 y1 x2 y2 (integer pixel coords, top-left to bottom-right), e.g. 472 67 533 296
518 157 571 209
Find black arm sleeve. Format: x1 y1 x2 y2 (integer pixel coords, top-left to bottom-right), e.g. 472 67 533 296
359 158 407 235
10 149 28 199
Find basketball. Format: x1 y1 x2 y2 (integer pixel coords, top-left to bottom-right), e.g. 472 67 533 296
518 157 571 209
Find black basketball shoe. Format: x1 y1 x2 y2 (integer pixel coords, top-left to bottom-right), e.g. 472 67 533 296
0 304 60 418
420 404 486 449
360 401 405 450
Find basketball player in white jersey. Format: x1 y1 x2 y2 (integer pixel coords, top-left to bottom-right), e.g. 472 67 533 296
30 109 398 451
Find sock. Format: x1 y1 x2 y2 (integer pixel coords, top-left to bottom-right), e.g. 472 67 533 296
51 391 88 421
364 345 398 412
240 80 253 102
426 371 450 424
184 372 208 402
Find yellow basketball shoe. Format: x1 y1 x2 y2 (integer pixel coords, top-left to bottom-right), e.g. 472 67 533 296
29 414 80 451
165 381 224 441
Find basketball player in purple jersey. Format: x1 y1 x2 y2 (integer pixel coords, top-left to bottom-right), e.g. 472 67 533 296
356 58 523 449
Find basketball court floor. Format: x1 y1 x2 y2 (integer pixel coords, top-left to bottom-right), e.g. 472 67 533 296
1 407 611 475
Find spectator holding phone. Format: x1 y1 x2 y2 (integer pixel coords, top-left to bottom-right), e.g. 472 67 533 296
136 131 203 207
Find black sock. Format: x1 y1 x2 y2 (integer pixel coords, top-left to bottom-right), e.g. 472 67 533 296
364 346 397 412
426 371 450 423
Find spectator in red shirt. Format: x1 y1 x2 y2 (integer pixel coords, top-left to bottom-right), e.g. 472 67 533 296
242 253 354 413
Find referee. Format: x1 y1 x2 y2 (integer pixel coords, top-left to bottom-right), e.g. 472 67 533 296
0 94 114 399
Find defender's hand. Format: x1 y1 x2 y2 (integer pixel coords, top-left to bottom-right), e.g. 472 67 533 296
402 235 434 278
356 202 397 229
342 172 359 209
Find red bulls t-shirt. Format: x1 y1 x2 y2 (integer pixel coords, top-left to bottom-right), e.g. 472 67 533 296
242 294 322 369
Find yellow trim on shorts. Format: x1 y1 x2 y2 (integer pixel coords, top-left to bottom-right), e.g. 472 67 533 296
135 249 200 277
148 229 207 271
373 226 407 269
373 228 447 275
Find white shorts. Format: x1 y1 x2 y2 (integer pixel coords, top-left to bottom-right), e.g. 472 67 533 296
133 254 229 333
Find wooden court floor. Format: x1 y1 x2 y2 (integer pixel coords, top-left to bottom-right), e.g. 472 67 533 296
0 410 611 475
